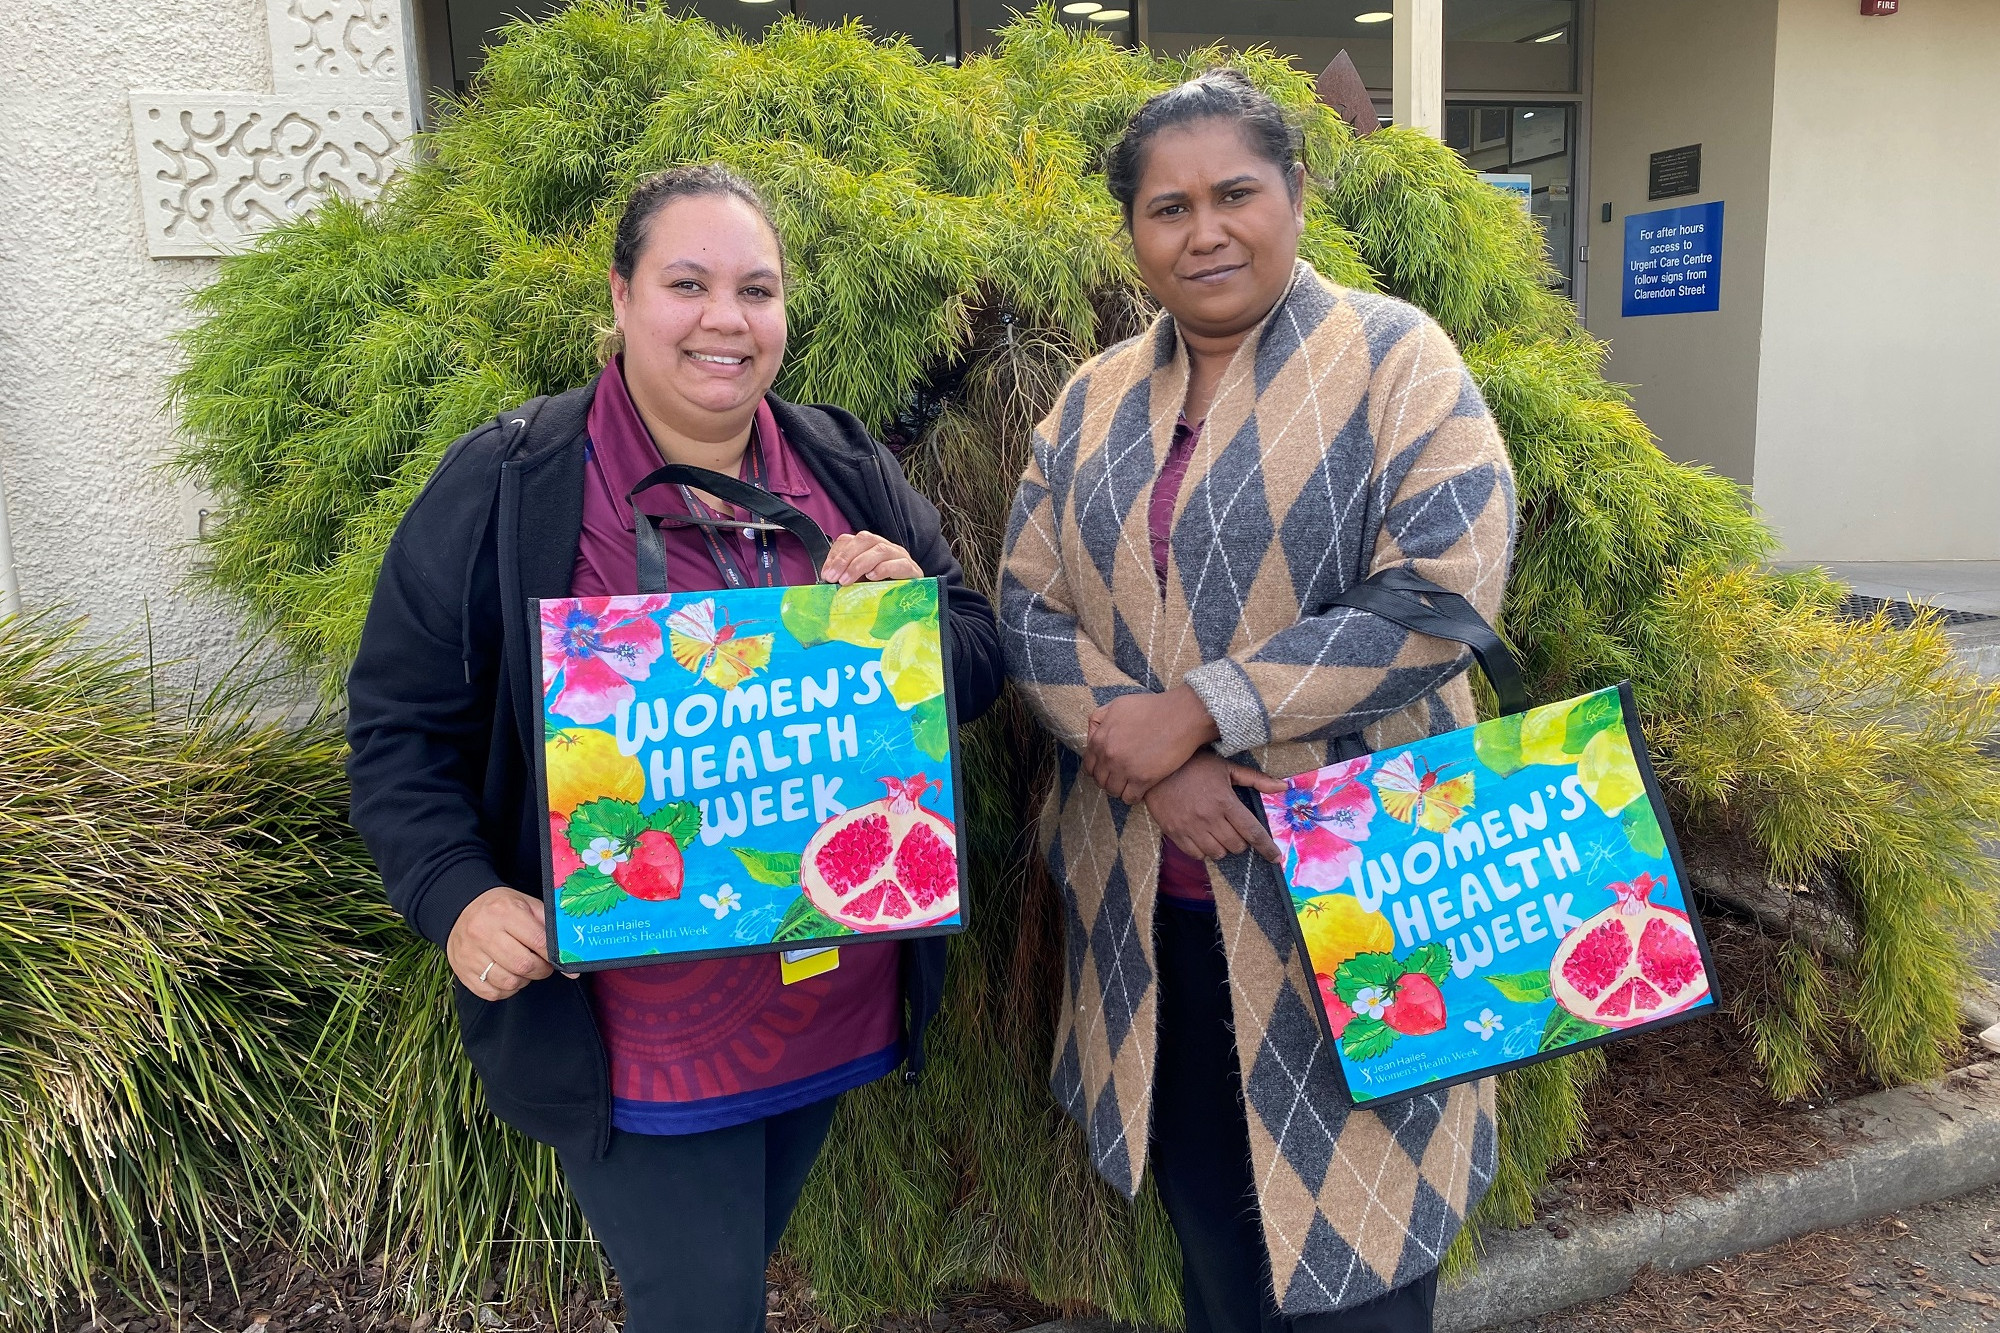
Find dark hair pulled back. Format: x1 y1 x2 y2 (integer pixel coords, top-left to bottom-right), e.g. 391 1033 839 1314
604 164 783 360
1103 68 1304 223
612 163 782 280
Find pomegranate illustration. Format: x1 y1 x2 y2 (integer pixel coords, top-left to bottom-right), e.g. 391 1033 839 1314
1382 973 1449 1035
800 775 959 931
1549 873 1708 1028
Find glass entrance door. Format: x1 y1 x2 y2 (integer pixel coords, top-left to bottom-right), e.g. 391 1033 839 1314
1446 100 1576 295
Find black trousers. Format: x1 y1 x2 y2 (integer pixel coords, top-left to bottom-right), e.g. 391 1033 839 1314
557 1097 839 1333
1151 905 1438 1333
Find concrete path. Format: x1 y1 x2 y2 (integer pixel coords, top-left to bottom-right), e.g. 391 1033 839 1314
1783 558 2000 682
1475 1181 2000 1332
1809 560 2000 618
1022 1059 2000 1333
1431 1060 2000 1330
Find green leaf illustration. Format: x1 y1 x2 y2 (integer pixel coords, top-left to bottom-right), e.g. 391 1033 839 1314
774 895 849 942
568 797 645 854
1561 689 1622 756
780 583 837 647
909 694 950 760
1621 800 1667 859
1341 1015 1399 1062
732 848 803 887
1472 712 1526 778
559 868 627 918
1540 1007 1612 1053
647 800 703 850
1333 951 1400 1004
1488 970 1553 1003
1404 942 1451 984
870 578 938 641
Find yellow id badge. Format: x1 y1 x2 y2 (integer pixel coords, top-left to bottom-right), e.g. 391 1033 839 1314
780 947 839 985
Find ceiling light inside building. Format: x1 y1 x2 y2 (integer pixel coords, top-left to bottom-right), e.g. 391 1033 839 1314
1061 1 1101 12
1535 28 1566 42
1088 8 1130 20
1355 11 1393 22
1521 111 1535 118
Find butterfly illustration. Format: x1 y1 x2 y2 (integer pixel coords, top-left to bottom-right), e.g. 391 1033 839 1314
666 599 774 690
1373 752 1475 832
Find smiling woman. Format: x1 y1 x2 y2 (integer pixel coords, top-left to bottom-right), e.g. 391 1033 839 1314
604 169 792 485
342 162 1003 1331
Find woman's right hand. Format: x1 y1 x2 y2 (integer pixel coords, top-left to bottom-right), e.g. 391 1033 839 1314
1144 751 1285 864
448 887 557 1000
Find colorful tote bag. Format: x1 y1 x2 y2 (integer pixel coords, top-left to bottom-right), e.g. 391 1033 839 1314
532 463 966 972
1261 569 1719 1106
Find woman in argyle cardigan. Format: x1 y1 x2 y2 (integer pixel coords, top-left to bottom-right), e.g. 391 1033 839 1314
998 72 1517 1333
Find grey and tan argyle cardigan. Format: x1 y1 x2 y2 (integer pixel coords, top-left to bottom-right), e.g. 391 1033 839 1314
998 261 1517 1315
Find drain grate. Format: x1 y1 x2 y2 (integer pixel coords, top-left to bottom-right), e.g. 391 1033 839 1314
1836 593 2000 630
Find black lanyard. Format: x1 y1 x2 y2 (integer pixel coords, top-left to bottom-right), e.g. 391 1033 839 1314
676 435 782 590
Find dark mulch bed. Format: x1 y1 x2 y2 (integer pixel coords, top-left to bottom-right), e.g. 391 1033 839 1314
68 914 1984 1331
1540 910 1889 1217
65 1250 409 1333
63 1250 1060 1333
765 1259 1060 1333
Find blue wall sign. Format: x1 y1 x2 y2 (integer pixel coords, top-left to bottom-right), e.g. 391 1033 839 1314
1622 201 1724 317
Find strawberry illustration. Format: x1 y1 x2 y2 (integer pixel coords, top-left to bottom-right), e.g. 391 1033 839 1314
1383 973 1448 1036
551 813 585 883
1316 973 1354 1036
612 829 685 902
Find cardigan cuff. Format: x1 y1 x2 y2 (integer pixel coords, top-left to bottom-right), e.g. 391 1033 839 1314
1184 657 1271 756
410 854 511 948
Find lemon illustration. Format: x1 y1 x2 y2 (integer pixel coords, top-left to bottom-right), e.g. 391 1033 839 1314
826 582 898 648
545 727 644 817
1577 725 1643 816
881 621 945 708
1297 894 1394 975
1518 697 1579 767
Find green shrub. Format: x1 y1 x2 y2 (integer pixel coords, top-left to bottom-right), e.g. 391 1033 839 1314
156 3 1998 1325
0 615 393 1322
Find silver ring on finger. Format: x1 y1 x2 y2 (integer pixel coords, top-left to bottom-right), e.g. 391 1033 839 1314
479 961 496 983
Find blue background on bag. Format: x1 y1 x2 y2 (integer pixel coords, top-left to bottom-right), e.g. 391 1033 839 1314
539 584 959 965
1265 688 1715 1102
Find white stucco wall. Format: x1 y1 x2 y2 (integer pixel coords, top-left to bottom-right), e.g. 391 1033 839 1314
1751 0 2000 561
0 0 269 676
0 0 417 683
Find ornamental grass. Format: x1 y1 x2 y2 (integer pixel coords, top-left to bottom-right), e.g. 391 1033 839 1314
118 2 2000 1326
0 615 393 1322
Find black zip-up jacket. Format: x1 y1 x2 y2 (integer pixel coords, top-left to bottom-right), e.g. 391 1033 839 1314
345 384 1002 1162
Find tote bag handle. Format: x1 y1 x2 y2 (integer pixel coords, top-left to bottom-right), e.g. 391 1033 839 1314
628 463 833 594
1326 567 1529 718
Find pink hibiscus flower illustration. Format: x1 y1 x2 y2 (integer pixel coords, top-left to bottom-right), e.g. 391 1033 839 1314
541 595 674 723
1267 757 1377 891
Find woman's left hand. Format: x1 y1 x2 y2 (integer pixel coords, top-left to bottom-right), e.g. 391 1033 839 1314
1084 684 1223 804
823 531 923 584
1145 750 1286 864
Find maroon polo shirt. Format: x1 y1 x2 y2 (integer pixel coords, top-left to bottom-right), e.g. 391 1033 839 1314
570 357 902 1134
1151 415 1215 909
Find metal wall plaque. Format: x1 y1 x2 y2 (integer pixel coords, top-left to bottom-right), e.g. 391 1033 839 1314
1648 144 1702 201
